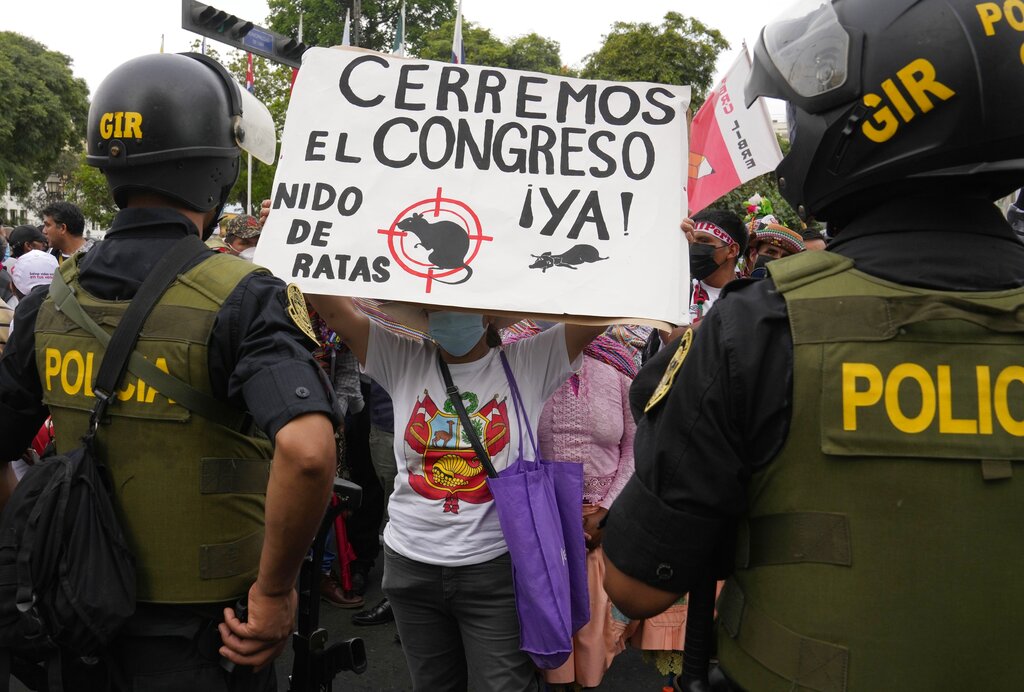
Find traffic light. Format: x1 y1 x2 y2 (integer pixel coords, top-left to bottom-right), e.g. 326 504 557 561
181 0 308 68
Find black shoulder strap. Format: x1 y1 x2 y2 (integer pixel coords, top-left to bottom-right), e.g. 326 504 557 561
93 235 210 398
437 352 498 479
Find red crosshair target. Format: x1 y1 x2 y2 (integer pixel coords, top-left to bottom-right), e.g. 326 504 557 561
378 187 493 294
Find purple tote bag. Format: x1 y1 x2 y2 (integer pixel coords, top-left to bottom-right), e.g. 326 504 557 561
488 354 589 667
499 354 590 634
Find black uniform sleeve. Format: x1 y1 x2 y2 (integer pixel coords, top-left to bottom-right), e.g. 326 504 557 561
208 273 339 441
0 287 51 460
603 279 793 593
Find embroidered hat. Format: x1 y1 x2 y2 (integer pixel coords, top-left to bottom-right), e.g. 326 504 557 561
224 214 262 239
751 218 805 256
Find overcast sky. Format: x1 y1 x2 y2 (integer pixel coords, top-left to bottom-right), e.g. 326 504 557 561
4 0 785 114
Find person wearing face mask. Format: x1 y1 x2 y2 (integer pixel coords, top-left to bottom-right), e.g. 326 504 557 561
259 192 607 692
222 213 262 261
641 211 747 365
305 298 603 692
686 209 748 325
744 216 805 278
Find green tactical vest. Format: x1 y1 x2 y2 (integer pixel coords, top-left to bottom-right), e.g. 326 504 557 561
716 251 1024 692
34 253 274 604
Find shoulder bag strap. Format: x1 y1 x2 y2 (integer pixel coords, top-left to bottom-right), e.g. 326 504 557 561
436 352 498 479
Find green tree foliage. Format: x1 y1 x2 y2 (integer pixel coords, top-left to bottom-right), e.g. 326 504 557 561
0 33 89 196
267 0 454 54
581 12 728 100
66 155 118 228
225 50 295 213
417 18 510 66
505 34 563 75
417 19 564 75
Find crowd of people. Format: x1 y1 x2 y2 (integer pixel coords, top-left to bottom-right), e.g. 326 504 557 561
3 0 1024 690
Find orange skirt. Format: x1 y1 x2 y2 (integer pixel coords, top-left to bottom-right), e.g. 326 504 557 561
542 546 635 687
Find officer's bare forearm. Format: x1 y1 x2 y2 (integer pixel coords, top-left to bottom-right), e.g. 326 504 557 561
603 552 682 619
306 294 370 365
258 413 336 597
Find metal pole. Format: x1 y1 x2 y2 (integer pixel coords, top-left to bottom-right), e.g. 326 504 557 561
246 152 252 215
352 0 362 46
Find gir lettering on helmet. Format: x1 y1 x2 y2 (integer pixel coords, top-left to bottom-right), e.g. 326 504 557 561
861 59 956 143
975 0 1024 63
842 362 1024 436
44 347 174 404
98 112 143 140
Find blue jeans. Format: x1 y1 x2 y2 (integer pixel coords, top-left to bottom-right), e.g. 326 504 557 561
382 544 540 692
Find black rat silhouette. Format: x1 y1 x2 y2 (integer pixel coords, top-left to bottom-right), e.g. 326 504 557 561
529 244 608 273
398 212 473 285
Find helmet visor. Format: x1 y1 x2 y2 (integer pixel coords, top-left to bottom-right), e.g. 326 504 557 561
764 0 850 100
236 86 277 165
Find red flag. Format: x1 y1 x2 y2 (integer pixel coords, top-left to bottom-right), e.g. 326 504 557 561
245 53 255 93
688 51 783 214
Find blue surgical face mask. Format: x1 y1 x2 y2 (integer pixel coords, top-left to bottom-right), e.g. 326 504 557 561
428 311 486 357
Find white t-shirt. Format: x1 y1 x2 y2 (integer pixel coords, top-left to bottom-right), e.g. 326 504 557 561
365 321 580 566
689 279 723 324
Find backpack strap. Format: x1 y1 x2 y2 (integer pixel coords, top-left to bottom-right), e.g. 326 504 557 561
48 240 245 431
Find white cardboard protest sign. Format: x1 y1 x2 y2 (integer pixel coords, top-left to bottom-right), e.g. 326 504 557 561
256 47 691 325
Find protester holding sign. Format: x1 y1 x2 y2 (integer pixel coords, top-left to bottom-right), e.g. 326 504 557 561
255 47 694 689
292 287 602 691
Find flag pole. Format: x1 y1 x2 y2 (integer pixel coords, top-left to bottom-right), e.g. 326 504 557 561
247 153 252 215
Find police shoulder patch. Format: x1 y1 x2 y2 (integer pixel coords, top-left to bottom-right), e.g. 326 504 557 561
645 329 693 414
286 284 319 345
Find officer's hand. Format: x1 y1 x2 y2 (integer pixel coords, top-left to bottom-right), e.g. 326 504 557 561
218 583 296 670
259 199 271 228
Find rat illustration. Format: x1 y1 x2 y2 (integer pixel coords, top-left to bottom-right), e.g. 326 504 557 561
397 212 473 285
529 244 609 273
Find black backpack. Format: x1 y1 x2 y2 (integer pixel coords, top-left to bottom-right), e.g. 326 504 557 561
0 236 217 691
0 445 136 666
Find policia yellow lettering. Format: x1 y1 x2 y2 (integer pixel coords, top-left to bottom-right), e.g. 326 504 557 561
976 0 1024 63
43 347 173 404
843 362 1024 436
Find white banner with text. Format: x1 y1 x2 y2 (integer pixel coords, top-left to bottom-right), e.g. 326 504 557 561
256 47 691 324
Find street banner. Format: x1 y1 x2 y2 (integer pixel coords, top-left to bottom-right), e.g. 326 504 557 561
256 47 691 325
688 49 783 214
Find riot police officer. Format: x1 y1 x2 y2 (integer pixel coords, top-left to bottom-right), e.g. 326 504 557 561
0 53 339 688
602 1 1024 689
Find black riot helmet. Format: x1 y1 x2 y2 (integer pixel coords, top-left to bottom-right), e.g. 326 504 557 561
745 0 1024 223
87 53 275 233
